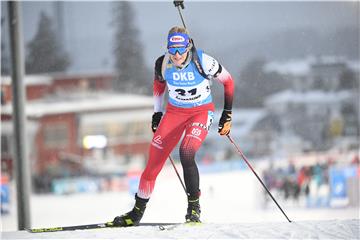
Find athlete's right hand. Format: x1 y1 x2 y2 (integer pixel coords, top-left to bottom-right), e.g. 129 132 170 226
151 112 163 133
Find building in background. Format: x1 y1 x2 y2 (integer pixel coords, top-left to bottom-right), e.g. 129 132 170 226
264 56 359 154
1 74 153 193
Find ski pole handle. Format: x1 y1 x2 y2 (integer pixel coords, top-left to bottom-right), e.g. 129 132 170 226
173 0 185 9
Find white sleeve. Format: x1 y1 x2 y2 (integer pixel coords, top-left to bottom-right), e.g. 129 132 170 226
202 53 221 77
154 94 164 112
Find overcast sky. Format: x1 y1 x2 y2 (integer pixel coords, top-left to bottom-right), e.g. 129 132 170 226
13 1 360 73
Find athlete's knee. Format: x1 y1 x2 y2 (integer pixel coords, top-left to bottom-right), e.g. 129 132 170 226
141 164 163 181
179 146 197 168
179 144 196 158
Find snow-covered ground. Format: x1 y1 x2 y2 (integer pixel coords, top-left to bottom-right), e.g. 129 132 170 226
1 166 359 239
1 220 359 239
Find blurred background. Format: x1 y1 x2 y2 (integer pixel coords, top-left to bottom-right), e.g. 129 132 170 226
1 1 359 230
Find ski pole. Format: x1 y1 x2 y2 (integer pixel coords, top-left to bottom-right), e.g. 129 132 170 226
174 0 187 29
173 0 196 47
226 135 292 223
168 155 188 196
170 1 199 198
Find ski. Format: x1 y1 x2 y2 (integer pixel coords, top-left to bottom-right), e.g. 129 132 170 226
159 221 202 231
28 222 179 233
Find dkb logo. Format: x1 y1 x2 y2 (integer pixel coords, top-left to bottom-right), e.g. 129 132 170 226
173 72 195 81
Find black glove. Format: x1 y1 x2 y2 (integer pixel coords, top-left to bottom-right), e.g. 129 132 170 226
152 112 163 133
173 0 184 9
218 110 232 136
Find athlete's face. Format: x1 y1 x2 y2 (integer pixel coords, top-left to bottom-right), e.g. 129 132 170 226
168 44 189 67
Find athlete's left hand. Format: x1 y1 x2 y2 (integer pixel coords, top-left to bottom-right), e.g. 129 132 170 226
218 110 232 136
152 112 163 133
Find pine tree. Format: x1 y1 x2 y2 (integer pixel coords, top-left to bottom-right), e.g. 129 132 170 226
112 1 150 94
25 11 70 74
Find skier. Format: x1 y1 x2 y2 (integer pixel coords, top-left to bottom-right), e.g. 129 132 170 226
111 26 234 226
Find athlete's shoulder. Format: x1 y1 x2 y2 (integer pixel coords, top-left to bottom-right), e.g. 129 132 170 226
154 55 166 80
199 51 221 77
155 55 165 69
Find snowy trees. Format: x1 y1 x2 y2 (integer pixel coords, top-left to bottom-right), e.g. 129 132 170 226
112 2 151 94
25 11 70 74
237 59 290 108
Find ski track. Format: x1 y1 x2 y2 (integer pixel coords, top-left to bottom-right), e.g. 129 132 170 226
1 220 359 239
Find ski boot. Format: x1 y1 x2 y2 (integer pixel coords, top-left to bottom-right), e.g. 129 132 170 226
111 194 149 227
185 195 201 223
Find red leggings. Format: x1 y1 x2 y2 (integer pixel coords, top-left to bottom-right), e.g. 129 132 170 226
137 103 214 199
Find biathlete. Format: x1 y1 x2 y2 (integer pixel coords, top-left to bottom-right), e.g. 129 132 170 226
111 26 234 226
